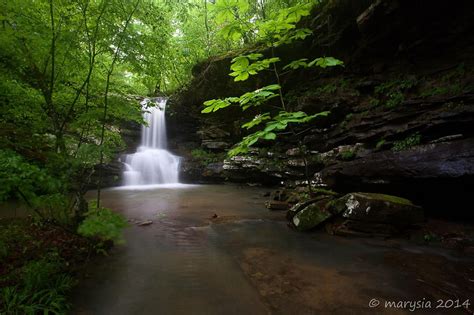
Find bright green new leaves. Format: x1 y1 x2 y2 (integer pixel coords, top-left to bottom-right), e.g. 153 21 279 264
258 3 313 46
239 85 280 110
308 57 344 68
202 98 235 113
78 202 129 244
210 0 251 42
283 58 310 70
264 111 330 134
289 28 313 41
228 111 331 157
202 84 280 113
284 57 344 70
242 113 271 129
202 2 343 159
230 54 280 81
212 0 250 24
282 3 313 24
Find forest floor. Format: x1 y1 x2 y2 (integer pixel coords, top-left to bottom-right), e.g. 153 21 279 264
70 185 474 315
0 217 100 313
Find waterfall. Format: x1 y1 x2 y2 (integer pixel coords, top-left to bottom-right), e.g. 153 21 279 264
122 98 180 186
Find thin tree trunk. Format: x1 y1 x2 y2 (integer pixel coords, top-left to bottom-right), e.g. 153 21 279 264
204 0 211 56
96 0 141 208
271 46 313 194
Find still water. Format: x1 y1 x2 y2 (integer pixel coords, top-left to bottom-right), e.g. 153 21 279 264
70 184 467 315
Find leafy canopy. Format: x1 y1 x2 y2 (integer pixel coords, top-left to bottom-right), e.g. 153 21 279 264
202 1 343 157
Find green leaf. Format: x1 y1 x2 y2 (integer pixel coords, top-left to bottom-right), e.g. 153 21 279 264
237 85 280 110
246 53 263 60
202 98 235 113
263 132 276 140
230 56 250 71
241 113 271 129
283 58 309 71
308 57 344 68
235 72 249 81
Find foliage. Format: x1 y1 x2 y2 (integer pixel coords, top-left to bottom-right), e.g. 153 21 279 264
339 149 356 161
77 202 128 244
1 257 75 314
191 149 226 164
0 0 319 221
374 78 417 108
420 65 465 98
392 133 421 152
0 150 59 203
0 0 167 223
229 111 330 156
147 0 314 91
230 54 280 81
202 1 342 157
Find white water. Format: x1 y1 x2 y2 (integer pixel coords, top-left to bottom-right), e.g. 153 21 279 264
122 98 181 186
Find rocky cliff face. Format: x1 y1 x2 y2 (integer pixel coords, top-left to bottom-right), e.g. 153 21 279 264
167 0 474 218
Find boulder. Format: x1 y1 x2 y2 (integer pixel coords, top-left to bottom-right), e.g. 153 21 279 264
287 199 317 221
320 139 474 218
328 192 424 226
291 197 342 232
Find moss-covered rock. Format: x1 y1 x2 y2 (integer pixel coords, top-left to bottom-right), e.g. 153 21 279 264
291 196 343 232
328 192 424 225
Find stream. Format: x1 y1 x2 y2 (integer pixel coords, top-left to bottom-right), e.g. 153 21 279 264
70 184 471 315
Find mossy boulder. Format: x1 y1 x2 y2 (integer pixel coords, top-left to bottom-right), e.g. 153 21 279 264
290 197 343 232
328 192 424 225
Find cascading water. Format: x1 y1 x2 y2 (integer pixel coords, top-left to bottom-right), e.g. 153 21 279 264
122 98 180 186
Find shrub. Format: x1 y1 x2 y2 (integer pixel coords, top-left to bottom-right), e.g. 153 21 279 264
77 203 128 244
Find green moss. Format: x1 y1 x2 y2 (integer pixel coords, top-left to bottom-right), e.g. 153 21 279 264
386 91 404 108
326 198 348 215
375 139 386 150
419 64 465 98
359 193 413 206
340 149 356 160
392 133 421 152
314 188 338 196
294 203 331 231
369 97 380 108
374 78 417 108
302 78 359 99
191 148 225 164
344 113 354 121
